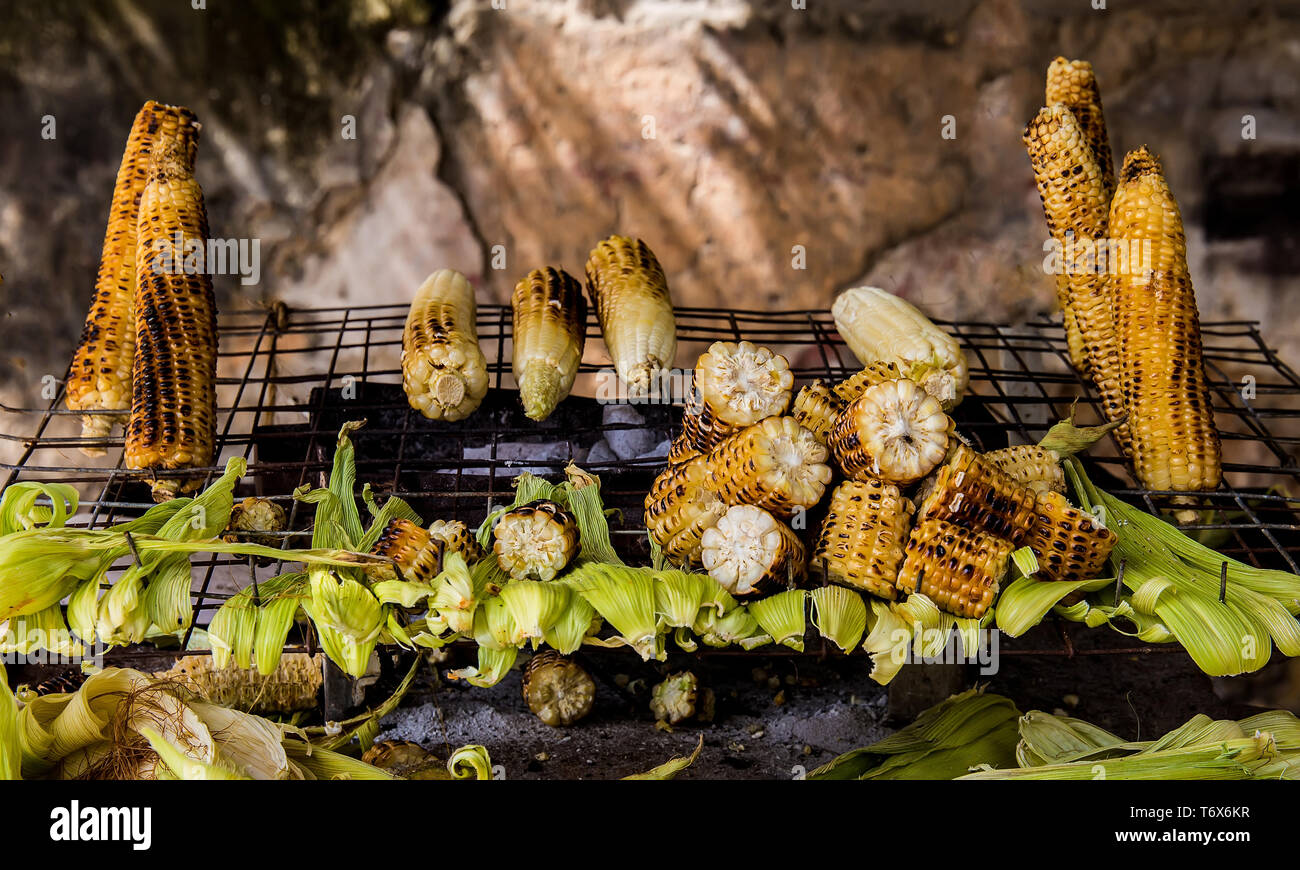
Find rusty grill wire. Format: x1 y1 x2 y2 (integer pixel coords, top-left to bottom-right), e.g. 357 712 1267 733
3 304 1300 660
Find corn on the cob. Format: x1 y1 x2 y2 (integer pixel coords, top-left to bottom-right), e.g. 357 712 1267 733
493 499 580 581
699 504 805 597
832 360 903 404
707 416 832 519
154 653 323 714
667 429 702 465
897 519 1012 619
401 269 489 422
511 267 587 421
125 121 217 501
370 518 445 584
644 460 728 565
678 341 794 453
811 478 914 600
1046 57 1114 201
917 443 1039 545
831 287 969 410
427 519 485 563
522 650 596 727
828 378 950 485
1027 490 1116 582
1109 147 1222 502
791 379 846 444
583 235 677 395
66 103 199 455
983 444 1065 495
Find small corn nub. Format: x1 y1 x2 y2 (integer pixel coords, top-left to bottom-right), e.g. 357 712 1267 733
222 497 287 549
493 499 580 581
583 235 677 395
370 518 445 584
917 443 1039 545
706 416 832 519
522 650 596 727
832 361 903 404
828 378 951 486
402 269 489 422
983 444 1066 495
811 478 914 600
678 340 794 454
792 379 847 445
427 519 485 564
645 460 729 566
511 267 588 421
1027 491 1116 583
897 519 1012 619
699 504 805 598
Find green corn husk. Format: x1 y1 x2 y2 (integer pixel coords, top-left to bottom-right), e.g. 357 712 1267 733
1016 710 1128 767
964 734 1277 780
373 579 435 609
252 573 309 675
696 605 762 649
0 482 79 534
282 739 396 780
95 570 151 647
1010 547 1039 578
623 734 704 780
303 571 384 679
810 585 867 653
996 574 1113 637
862 595 950 685
654 570 712 630
447 744 494 780
572 562 662 661
500 580 570 646
0 664 20 780
209 585 258 670
474 466 624 568
0 604 82 658
142 726 247 780
431 552 484 635
543 579 598 654
66 578 99 645
748 589 807 651
448 644 518 688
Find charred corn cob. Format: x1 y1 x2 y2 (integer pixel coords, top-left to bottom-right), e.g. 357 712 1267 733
811 478 914 600
1109 147 1222 504
522 650 596 727
792 379 846 444
125 121 218 500
427 519 484 563
667 429 703 465
222 497 287 549
644 460 728 565
401 269 489 421
493 499 580 581
917 443 1039 545
511 267 587 421
1027 490 1116 582
678 341 794 454
370 518 445 584
155 653 323 714
984 444 1066 495
583 235 677 395
699 504 805 597
707 416 832 519
831 287 968 410
828 378 951 485
832 360 904 404
1046 57 1115 200
897 519 1012 619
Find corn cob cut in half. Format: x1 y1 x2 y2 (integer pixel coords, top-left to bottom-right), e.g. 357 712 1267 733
684 339 794 438
126 120 217 501
699 504 805 597
66 102 199 455
828 378 950 485
401 269 489 422
583 235 677 395
370 518 445 584
707 416 832 519
1027 491 1116 583
427 519 485 564
493 499 580 581
917 443 1039 545
792 379 846 445
676 395 742 457
983 444 1066 495
1045 57 1115 201
897 519 1012 619
832 360 904 404
1109 147 1222 505
644 460 728 565
522 650 596 727
810 478 914 600
511 267 587 421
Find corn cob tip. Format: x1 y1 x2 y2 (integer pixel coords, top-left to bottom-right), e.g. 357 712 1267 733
518 362 563 421
1120 145 1162 180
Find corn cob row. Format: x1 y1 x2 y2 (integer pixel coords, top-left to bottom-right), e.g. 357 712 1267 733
644 460 728 565
583 235 677 395
401 269 489 421
917 443 1039 545
832 360 903 404
155 653 323 714
706 416 832 519
791 380 846 444
811 479 914 600
699 504 805 597
1026 491 1116 582
1109 147 1222 503
427 519 485 563
983 444 1066 495
897 518 1012 619
125 121 217 501
66 102 198 455
828 378 951 485
370 518 445 584
511 267 587 421
493 499 580 581
676 395 741 459
1046 57 1115 200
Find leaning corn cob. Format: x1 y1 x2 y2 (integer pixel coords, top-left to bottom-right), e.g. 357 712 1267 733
1045 57 1114 201
583 235 677 395
678 341 794 455
522 650 596 727
1109 147 1222 503
983 444 1066 495
706 416 832 519
155 653 323 714
511 267 587 421
644 460 728 565
66 102 198 454
370 518 445 584
493 499 580 581
832 360 903 404
917 443 1039 545
401 269 489 421
125 121 218 500
427 519 484 563
828 378 951 485
897 519 1013 619
1026 490 1116 583
699 504 805 597
831 287 969 410
811 478 914 600
791 379 846 444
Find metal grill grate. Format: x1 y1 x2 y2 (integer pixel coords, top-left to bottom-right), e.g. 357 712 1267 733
4 304 1300 657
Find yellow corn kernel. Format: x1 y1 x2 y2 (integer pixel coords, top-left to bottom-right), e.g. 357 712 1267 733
1027 491 1116 583
897 518 1012 619
983 444 1065 495
644 460 728 565
370 518 445 584
493 499 580 581
917 443 1039 545
427 519 485 563
811 478 914 600
706 416 831 519
828 378 950 485
1045 57 1115 200
832 360 903 404
791 379 846 445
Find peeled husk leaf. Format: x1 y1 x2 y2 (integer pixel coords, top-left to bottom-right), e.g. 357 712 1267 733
500 580 570 646
0 663 20 780
624 734 704 780
448 645 518 688
543 579 598 654
0 482 79 534
572 562 662 660
748 589 807 651
654 570 711 630
1 604 82 658
810 585 867 653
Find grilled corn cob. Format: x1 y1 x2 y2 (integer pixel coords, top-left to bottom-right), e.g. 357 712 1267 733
828 378 950 485
831 287 968 410
511 267 587 421
1109 147 1222 504
522 650 596 727
222 497 288 562
583 235 677 395
427 519 485 563
401 269 489 421
811 478 914 600
791 379 846 444
667 429 703 465
644 460 728 565
66 102 199 455
897 519 1012 619
707 416 832 519
125 121 217 500
678 341 794 454
699 504 805 597
832 360 904 404
1027 490 1116 582
984 444 1066 495
917 443 1039 545
1046 57 1114 200
493 500 580 581
370 518 445 584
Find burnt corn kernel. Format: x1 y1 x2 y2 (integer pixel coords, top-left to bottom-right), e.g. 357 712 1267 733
1027 491 1116 583
917 443 1039 545
811 478 913 600
897 518 1012 619
791 379 846 445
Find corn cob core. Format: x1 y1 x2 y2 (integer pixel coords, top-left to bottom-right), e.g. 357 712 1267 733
832 361 903 404
792 379 846 444
402 269 489 422
155 653 323 714
511 267 588 421
897 519 1012 619
1109 147 1222 498
918 443 1039 545
828 378 950 485
645 460 728 565
693 340 794 427
984 444 1066 495
427 519 485 563
1027 491 1116 582
583 235 677 395
1045 57 1114 200
700 504 805 597
493 499 580 581
370 517 445 584
811 478 914 600
707 416 832 519
522 650 596 727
